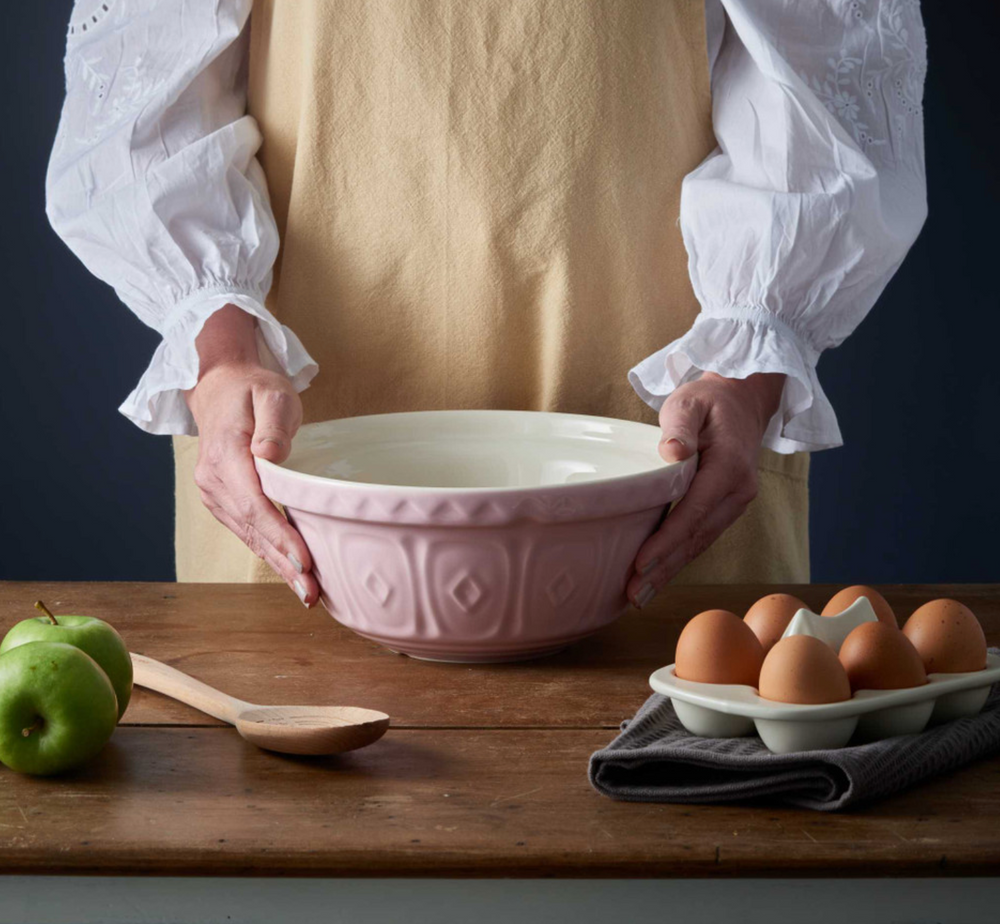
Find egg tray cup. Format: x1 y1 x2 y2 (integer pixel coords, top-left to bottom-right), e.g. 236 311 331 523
649 653 1000 754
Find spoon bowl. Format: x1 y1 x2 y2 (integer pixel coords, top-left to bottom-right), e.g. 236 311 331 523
131 653 389 755
234 705 390 755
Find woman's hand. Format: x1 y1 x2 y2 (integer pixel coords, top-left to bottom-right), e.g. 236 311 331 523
627 372 786 608
183 305 319 606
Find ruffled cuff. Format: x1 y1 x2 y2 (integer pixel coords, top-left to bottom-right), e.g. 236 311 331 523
118 285 319 436
628 307 842 454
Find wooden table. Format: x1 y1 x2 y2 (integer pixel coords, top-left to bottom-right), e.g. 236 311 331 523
1 582 998 923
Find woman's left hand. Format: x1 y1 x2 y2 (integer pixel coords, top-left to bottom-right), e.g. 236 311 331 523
627 371 787 608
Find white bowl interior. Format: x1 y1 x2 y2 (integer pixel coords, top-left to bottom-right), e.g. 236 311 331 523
278 410 669 490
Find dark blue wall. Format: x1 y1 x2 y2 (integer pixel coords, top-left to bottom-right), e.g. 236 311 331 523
808 6 1000 583
2 2 997 583
1 1 173 581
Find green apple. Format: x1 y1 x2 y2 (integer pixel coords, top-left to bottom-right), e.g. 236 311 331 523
0 641 118 775
0 602 133 720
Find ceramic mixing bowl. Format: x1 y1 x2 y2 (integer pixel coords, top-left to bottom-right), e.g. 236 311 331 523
256 410 695 662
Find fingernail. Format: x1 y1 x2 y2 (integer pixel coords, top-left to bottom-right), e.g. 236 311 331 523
258 437 282 446
293 579 309 607
288 552 304 574
639 557 660 577
663 437 686 449
633 583 656 609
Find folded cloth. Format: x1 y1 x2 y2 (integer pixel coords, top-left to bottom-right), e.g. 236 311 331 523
589 651 1000 811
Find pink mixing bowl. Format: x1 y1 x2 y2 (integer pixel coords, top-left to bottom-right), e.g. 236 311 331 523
256 410 695 662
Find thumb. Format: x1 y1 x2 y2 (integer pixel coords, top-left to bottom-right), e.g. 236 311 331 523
657 392 707 463
250 385 301 464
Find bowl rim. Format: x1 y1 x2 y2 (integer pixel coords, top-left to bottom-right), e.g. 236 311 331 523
255 408 687 496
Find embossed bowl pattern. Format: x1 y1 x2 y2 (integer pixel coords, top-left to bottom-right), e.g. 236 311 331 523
257 410 696 662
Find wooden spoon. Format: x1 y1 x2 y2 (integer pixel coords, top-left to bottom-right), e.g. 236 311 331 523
130 653 389 755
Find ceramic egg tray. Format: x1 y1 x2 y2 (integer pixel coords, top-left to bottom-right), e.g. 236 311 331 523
649 653 1000 754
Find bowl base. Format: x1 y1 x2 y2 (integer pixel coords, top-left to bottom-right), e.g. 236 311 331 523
380 643 570 664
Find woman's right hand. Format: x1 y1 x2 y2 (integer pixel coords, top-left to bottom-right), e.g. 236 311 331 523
183 305 319 606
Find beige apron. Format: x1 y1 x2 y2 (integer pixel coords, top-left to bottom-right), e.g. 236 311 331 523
174 0 810 586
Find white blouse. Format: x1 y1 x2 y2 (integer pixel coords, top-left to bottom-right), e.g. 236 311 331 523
46 0 927 452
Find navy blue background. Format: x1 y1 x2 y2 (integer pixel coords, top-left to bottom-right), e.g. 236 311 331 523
2 3 997 583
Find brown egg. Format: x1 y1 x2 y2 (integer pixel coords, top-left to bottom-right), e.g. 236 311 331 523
758 635 852 704
744 593 807 653
674 609 765 687
902 599 987 674
838 621 927 692
822 585 897 627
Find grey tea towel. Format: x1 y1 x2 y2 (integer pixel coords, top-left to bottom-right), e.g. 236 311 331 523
589 650 1000 811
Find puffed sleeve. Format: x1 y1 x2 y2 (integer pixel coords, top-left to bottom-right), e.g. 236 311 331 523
629 0 928 452
45 0 318 435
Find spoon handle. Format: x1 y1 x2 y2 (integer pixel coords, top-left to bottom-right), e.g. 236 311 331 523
130 653 251 725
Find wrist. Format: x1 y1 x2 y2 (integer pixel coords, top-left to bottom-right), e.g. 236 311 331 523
194 304 261 377
702 371 785 433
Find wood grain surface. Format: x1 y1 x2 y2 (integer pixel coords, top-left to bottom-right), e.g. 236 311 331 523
0 582 998 877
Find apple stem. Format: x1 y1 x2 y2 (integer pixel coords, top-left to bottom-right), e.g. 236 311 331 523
21 719 43 738
33 600 58 625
